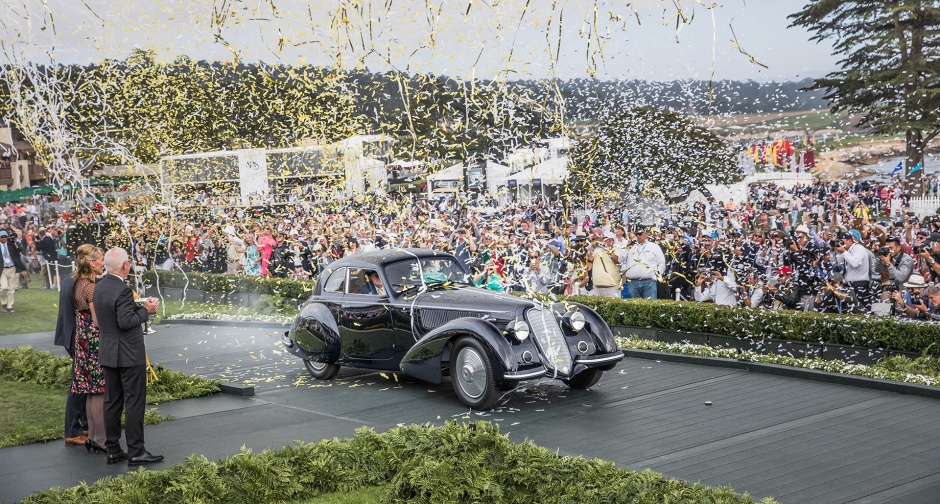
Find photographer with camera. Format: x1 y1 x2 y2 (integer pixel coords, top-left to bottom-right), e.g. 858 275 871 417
890 274 930 319
832 229 878 312
764 265 802 310
693 266 738 306
813 272 859 314
785 224 826 310
737 268 766 308
911 285 940 322
915 232 940 281
877 236 913 291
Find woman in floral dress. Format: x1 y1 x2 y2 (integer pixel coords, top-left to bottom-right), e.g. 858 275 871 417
244 234 262 276
69 244 107 454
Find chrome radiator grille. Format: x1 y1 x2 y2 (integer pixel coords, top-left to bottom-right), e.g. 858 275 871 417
525 307 572 376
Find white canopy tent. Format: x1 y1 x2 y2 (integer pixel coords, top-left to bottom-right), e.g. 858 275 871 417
493 157 569 204
426 162 464 194
426 161 511 197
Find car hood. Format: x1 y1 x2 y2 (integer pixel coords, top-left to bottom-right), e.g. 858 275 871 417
398 284 540 320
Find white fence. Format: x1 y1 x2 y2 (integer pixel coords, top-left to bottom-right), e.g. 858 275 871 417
908 197 940 218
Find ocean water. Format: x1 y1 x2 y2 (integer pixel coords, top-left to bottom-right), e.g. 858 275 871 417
857 155 938 182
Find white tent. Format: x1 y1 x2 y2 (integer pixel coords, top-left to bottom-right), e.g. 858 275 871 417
484 161 512 195
530 157 568 185
426 162 465 194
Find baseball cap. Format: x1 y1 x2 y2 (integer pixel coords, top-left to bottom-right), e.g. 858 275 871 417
775 265 793 275
828 272 844 284
839 230 861 241
0 230 8 237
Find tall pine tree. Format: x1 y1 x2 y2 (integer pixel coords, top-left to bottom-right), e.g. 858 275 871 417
790 1 940 194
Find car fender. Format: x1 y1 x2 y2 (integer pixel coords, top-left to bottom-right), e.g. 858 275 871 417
285 302 342 364
400 317 516 385
560 302 618 354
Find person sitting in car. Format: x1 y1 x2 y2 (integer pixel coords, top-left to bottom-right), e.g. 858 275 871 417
356 270 385 295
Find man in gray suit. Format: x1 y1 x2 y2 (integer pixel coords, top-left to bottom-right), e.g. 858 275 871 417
94 247 161 465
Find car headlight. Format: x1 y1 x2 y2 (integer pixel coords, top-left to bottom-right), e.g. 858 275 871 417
564 311 586 332
510 320 530 341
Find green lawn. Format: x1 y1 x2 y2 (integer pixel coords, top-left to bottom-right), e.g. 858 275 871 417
0 380 65 448
0 276 253 336
0 274 61 335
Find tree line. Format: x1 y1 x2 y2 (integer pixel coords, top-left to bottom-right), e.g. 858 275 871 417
1 50 829 170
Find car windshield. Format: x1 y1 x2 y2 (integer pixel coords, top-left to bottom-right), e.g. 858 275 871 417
384 256 470 292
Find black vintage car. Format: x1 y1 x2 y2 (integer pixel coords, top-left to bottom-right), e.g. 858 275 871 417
282 248 623 409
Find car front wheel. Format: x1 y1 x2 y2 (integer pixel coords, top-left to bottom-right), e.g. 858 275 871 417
563 368 603 389
450 337 499 410
304 359 340 380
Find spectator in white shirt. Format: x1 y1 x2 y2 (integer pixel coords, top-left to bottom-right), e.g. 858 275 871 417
693 267 738 306
832 229 876 311
617 227 665 299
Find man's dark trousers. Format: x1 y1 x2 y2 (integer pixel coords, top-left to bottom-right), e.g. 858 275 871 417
103 365 147 457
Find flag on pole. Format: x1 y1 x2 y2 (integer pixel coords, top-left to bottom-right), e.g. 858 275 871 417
909 162 924 175
890 161 903 176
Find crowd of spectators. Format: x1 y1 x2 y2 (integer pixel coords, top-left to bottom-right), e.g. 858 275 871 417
2 178 940 319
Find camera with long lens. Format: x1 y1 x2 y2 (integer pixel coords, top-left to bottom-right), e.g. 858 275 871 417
877 246 891 257
828 239 841 249
914 245 926 254
884 283 899 293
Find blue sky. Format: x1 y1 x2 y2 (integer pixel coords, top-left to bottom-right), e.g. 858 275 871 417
3 0 837 82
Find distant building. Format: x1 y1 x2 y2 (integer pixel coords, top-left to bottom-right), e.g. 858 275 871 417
0 125 46 191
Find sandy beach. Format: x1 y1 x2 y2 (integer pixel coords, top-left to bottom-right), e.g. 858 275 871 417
812 138 940 181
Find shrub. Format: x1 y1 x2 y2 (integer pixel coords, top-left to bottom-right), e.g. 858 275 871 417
569 296 940 355
0 347 221 401
143 270 315 300
147 272 940 355
21 422 769 504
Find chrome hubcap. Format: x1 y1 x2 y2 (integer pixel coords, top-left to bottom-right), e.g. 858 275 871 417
455 347 486 399
307 360 326 371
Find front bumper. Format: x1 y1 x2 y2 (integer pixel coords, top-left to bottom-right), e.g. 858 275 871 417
575 351 624 366
503 367 548 381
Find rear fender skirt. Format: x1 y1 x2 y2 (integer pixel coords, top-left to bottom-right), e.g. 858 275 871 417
286 303 341 364
401 317 516 385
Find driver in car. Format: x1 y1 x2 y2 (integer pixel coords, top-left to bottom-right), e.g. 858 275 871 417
356 270 385 295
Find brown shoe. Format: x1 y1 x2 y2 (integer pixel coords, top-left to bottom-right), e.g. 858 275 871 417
65 435 87 446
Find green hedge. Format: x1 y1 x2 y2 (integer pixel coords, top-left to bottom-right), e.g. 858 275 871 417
142 270 315 300
22 421 767 504
569 296 940 356
141 271 940 355
0 346 221 402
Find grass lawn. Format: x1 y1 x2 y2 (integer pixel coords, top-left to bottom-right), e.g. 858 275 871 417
0 274 61 335
0 380 65 448
0 275 250 336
